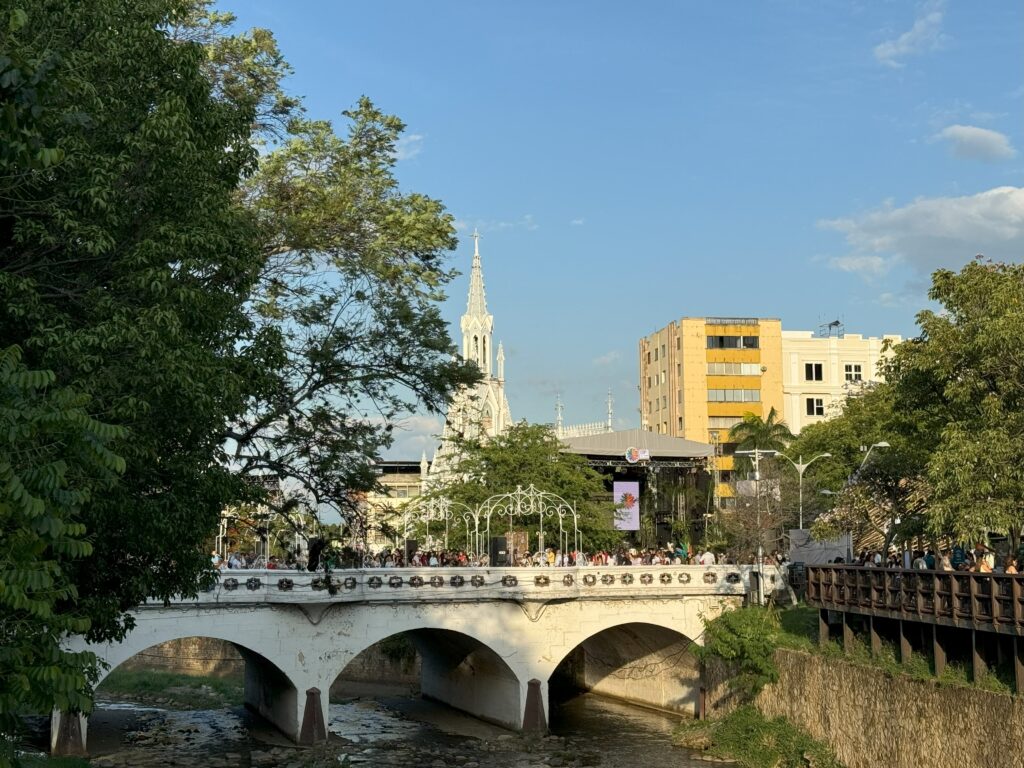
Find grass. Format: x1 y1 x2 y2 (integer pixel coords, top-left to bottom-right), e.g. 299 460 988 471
676 705 843 768
96 668 243 709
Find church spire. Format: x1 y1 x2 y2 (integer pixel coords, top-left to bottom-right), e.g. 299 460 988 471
461 229 494 374
466 229 488 318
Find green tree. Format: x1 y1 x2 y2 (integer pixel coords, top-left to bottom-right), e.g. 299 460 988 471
1 0 267 642
793 383 932 553
728 407 794 474
894 259 1024 542
226 103 480 528
0 347 124 752
431 423 619 552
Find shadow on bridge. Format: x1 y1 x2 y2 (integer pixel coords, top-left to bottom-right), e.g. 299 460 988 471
549 622 701 717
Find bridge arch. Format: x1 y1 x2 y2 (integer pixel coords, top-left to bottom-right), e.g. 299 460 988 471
62 610 324 750
541 618 705 718
329 621 528 731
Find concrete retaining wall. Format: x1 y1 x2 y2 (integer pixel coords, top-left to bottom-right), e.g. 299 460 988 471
117 637 244 677
708 649 1024 768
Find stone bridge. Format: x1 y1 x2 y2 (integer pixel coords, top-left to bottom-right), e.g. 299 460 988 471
55 564 781 755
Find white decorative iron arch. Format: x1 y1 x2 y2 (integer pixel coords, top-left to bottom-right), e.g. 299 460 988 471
403 496 478 555
481 484 580 560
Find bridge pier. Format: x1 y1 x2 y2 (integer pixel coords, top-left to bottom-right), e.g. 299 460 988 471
50 710 88 757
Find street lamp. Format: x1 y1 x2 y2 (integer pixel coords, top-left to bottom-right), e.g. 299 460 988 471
735 448 778 604
776 452 833 530
857 441 890 477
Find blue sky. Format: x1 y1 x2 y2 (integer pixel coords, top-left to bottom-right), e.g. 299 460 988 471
227 1 1023 457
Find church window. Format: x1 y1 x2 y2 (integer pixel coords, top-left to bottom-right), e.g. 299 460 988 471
473 335 479 362
482 337 487 368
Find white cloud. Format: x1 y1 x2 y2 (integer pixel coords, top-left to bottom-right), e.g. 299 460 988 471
592 350 621 366
933 124 1017 161
874 0 947 68
821 186 1024 277
570 218 585 226
829 255 891 277
383 414 443 459
455 215 540 234
395 134 424 161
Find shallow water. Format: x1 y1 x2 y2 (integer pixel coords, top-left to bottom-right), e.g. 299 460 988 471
80 690 730 767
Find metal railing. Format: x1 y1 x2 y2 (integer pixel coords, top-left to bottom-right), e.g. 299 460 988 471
806 565 1024 635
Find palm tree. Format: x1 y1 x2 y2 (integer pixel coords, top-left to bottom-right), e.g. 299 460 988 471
728 407 794 475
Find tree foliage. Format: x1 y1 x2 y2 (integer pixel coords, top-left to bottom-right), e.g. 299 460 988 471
728 407 794 475
796 259 1024 545
898 260 1024 539
227 106 479 525
1 0 265 642
0 0 480 730
0 346 124 738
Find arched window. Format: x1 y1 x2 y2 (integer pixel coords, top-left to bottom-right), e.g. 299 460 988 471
473 335 479 363
482 337 488 370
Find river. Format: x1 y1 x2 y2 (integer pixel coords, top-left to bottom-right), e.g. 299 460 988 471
61 686 730 768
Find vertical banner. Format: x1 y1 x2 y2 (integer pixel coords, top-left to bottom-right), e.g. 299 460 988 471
613 481 640 531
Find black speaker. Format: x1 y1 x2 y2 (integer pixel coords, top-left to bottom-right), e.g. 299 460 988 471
489 536 508 566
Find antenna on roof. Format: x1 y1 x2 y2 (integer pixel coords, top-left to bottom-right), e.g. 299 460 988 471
817 318 844 338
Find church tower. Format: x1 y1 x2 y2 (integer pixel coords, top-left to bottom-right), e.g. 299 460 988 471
460 232 494 375
430 232 512 476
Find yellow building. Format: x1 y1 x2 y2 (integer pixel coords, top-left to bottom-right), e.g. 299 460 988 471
638 317 784 504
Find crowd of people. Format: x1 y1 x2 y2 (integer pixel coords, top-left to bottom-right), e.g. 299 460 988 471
209 544 786 571
838 544 1019 574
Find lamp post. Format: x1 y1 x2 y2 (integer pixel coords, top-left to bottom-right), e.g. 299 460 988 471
776 452 833 530
735 448 778 604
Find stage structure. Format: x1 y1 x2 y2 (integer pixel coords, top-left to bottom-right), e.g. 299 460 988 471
560 428 714 549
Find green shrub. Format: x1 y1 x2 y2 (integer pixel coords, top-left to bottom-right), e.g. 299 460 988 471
676 705 843 768
698 607 780 697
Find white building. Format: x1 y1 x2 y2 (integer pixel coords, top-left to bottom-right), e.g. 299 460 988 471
781 330 902 434
430 233 512 475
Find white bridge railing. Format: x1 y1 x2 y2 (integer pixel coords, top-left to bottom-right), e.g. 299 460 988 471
157 565 784 607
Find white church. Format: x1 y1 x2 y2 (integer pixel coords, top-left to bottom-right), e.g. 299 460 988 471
428 232 513 476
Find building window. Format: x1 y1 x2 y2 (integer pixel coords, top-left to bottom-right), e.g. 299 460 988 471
706 335 758 349
677 363 681 375
707 362 761 376
661 344 666 358
804 362 823 381
662 421 668 433
662 395 667 408
678 417 683 431
677 390 682 403
653 347 658 362
646 351 650 364
676 337 680 349
396 487 408 498
845 363 863 382
708 416 743 429
655 399 660 411
805 397 825 416
660 371 666 384
646 376 651 388
707 389 761 402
